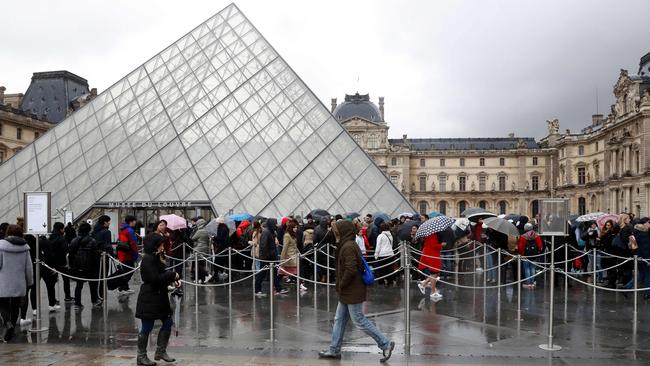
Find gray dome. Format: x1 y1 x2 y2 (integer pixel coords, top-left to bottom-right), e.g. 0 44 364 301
333 93 383 123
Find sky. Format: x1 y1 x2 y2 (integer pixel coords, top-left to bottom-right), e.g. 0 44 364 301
1 0 648 139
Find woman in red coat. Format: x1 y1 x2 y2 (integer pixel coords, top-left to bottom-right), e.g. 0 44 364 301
417 233 444 300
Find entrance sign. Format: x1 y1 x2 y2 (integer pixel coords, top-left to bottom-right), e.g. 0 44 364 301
64 211 74 225
24 192 51 234
539 199 568 236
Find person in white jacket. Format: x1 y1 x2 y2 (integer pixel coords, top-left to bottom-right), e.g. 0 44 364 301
374 223 394 286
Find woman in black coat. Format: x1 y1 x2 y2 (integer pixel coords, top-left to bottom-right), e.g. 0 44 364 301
135 234 180 366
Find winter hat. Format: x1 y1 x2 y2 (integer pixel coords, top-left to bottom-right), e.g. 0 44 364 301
639 217 650 224
524 223 534 232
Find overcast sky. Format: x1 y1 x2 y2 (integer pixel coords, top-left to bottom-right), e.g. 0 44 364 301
2 0 648 139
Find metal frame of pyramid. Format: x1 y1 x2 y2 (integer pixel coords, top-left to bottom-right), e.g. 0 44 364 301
0 3 413 222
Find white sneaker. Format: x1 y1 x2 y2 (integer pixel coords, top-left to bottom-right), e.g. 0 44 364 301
204 274 213 283
32 310 38 316
19 318 32 327
475 267 484 274
430 291 443 301
48 306 58 313
125 289 135 294
418 282 427 295
255 291 267 297
300 283 308 291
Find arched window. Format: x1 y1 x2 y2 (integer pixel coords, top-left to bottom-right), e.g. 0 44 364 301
418 201 428 215
458 201 467 216
478 200 488 210
352 134 362 145
439 201 447 216
498 200 507 215
578 197 586 215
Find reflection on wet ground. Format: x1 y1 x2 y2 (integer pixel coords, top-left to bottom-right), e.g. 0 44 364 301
2 271 649 365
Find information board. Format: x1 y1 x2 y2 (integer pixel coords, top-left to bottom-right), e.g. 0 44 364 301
539 198 568 236
24 192 51 234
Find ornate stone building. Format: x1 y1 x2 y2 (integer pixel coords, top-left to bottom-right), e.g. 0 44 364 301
335 51 650 217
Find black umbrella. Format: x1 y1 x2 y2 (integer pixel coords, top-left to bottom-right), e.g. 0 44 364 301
415 216 455 239
461 207 497 222
344 212 361 220
397 220 421 241
309 209 330 220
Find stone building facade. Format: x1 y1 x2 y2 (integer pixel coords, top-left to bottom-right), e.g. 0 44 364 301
0 98 53 163
335 51 650 217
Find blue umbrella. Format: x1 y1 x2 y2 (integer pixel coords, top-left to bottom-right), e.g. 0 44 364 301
373 212 391 222
428 211 443 218
344 212 361 220
228 213 253 222
415 216 456 239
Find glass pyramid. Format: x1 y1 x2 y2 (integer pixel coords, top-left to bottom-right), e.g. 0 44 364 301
0 4 413 221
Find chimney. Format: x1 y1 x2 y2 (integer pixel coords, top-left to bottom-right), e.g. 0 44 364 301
90 88 97 97
402 134 407 142
0 86 5 104
508 132 515 138
591 114 603 126
330 98 337 113
378 96 385 120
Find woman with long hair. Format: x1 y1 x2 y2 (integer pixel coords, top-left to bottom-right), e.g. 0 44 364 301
418 232 444 301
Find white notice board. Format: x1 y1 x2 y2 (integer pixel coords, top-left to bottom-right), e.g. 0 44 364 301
24 192 51 234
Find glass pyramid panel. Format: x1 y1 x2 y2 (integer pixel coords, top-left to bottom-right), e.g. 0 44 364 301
0 3 412 222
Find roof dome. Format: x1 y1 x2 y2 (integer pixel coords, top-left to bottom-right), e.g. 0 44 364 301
333 93 383 123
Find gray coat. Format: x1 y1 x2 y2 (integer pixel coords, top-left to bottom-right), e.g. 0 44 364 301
191 219 210 254
0 236 34 298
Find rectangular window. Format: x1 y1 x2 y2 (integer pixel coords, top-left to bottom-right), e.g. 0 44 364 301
0 123 3 136
595 141 599 151
16 127 22 140
34 131 40 139
499 158 505 166
479 176 486 191
420 158 425 167
367 135 378 149
498 176 506 191
419 176 426 191
390 175 398 185
532 157 538 166
578 167 586 185
0 151 4 162
391 157 397 166
459 176 466 192
440 158 445 167
439 176 446 192
480 158 485 167
578 145 585 155
532 176 539 191
594 164 600 180
460 158 465 167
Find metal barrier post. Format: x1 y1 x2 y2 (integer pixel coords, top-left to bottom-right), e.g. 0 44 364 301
102 252 108 318
483 244 487 288
194 254 199 313
326 243 331 313
403 243 411 354
30 235 47 333
228 247 232 299
564 244 568 291
270 263 275 339
182 243 187 287
634 255 638 316
516 255 522 321
497 248 502 285
539 236 561 351
296 253 301 320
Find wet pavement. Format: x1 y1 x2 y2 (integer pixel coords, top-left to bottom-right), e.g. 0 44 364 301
2 269 649 365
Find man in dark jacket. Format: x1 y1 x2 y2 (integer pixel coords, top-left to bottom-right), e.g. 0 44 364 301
49 222 72 302
92 215 113 300
68 223 102 309
318 220 394 362
254 218 288 296
314 217 336 282
369 217 384 250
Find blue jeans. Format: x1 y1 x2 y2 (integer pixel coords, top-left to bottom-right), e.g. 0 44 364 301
588 252 603 282
523 261 535 285
442 253 454 276
329 302 391 354
486 252 497 282
140 317 173 335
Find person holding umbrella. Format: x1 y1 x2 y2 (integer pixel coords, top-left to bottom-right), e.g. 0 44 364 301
518 223 543 289
415 216 455 301
135 234 181 366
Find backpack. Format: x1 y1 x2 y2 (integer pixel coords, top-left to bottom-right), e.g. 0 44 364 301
72 238 98 272
524 238 540 256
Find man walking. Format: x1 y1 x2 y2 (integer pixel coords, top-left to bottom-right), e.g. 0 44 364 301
318 220 395 362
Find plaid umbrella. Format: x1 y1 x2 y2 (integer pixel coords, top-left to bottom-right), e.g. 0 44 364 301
415 216 456 239
576 212 606 222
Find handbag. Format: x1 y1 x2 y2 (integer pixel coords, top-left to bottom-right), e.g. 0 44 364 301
629 235 638 251
359 255 375 286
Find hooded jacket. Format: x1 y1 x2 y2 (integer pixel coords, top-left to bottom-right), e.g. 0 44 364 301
259 218 278 261
313 218 336 248
48 231 69 268
335 220 366 304
518 230 543 256
191 218 210 254
369 217 384 249
0 236 34 298
136 234 177 320
117 223 139 262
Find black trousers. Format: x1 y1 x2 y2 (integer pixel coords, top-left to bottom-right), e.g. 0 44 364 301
118 260 135 291
0 297 22 329
55 266 72 299
74 280 99 306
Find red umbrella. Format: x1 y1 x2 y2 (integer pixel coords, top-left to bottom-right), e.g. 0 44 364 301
596 213 618 229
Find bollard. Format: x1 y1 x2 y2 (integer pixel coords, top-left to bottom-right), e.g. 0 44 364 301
539 236 561 351
403 243 411 354
194 254 199 313
30 235 47 333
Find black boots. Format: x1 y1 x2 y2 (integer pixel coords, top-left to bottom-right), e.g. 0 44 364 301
154 329 175 362
137 334 156 366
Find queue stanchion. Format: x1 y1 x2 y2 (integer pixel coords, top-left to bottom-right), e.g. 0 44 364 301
633 255 638 316
30 234 47 333
296 253 301 320
102 252 108 319
228 247 232 299
516 255 522 321
483 244 487 289
270 263 275 341
539 235 561 351
402 243 411 354
182 244 187 288
194 254 199 314
326 244 331 313
313 247 317 307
